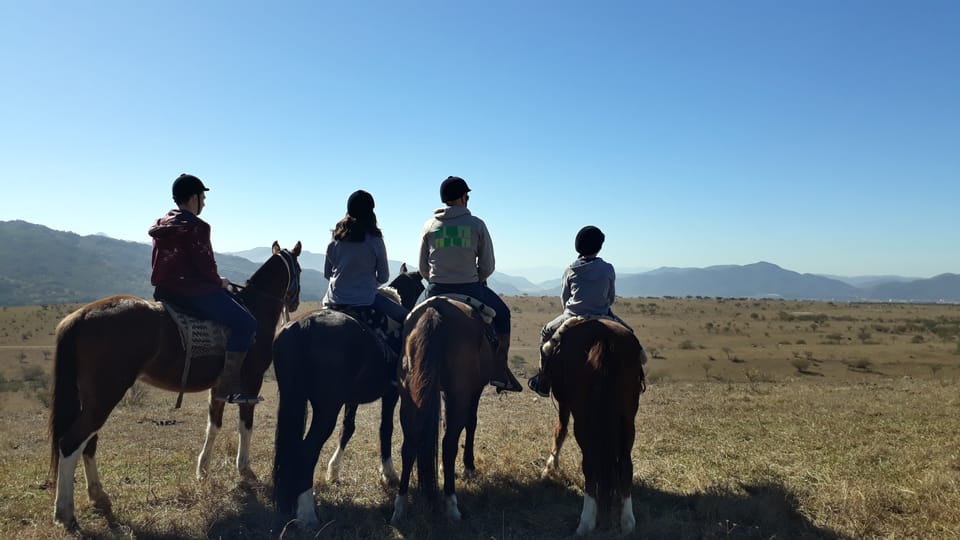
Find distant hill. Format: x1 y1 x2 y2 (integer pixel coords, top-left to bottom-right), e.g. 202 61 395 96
2 220 958 305
0 220 327 306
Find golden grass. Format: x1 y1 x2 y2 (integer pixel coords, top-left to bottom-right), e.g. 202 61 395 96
1 297 959 538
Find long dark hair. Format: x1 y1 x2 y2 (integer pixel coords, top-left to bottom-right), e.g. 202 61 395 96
333 213 382 242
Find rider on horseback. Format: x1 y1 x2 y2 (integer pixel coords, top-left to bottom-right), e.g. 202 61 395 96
527 226 633 398
322 190 410 357
149 173 262 405
418 176 523 393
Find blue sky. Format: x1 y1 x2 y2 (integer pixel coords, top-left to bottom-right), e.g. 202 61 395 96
1 1 957 282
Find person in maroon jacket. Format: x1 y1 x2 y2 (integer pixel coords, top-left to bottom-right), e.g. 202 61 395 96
149 173 260 404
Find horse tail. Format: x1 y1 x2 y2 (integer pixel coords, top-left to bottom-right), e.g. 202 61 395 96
271 324 307 514
50 310 83 479
586 336 623 515
408 306 444 501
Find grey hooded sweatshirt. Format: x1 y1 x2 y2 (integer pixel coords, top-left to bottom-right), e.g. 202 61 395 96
561 256 616 316
419 206 495 284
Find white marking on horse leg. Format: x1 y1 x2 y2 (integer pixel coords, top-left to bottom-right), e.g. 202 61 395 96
295 489 319 526
620 495 636 533
576 494 598 536
196 420 220 480
54 433 94 527
445 494 462 521
326 446 344 483
390 494 408 526
543 452 560 478
82 453 110 511
380 457 399 485
236 418 253 477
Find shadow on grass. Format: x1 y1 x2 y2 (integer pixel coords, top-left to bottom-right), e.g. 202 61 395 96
85 472 850 540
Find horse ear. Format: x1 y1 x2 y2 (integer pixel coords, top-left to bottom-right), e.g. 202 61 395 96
272 241 281 255
400 262 408 273
292 241 302 256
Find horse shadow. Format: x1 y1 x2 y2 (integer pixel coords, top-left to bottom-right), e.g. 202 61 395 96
391 471 853 540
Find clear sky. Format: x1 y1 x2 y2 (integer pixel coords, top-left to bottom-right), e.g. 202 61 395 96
1 1 957 282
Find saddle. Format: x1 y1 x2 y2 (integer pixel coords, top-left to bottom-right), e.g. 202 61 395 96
324 305 402 361
159 301 230 408
541 314 631 357
415 295 500 347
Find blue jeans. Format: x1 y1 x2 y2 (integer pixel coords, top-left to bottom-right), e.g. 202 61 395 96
372 293 410 324
541 309 632 344
162 288 257 352
426 282 511 335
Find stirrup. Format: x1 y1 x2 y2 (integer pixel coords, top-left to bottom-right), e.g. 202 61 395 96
490 378 522 394
215 393 264 404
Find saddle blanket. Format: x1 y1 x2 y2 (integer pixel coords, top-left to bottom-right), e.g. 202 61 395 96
160 301 228 361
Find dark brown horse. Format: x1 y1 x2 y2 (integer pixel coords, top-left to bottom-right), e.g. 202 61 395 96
270 266 424 524
539 318 645 535
49 241 302 529
390 296 498 524
323 265 425 485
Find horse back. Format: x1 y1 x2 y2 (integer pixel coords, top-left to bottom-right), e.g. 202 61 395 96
551 319 643 407
404 297 493 395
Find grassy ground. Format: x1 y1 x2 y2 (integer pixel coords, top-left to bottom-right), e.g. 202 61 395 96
1 297 959 539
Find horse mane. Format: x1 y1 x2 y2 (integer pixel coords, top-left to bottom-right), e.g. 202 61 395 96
378 286 401 304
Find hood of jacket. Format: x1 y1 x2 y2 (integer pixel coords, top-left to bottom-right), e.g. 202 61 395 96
568 256 608 279
148 209 202 239
432 206 471 221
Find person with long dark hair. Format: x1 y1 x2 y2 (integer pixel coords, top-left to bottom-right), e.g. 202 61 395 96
322 190 409 348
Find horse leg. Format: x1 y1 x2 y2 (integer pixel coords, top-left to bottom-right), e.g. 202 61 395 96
81 435 111 514
619 407 638 533
542 403 570 478
326 404 353 483
576 432 599 536
295 401 340 526
54 396 122 528
378 387 400 485
441 399 468 521
196 396 226 480
461 389 482 478
391 400 418 525
236 402 259 480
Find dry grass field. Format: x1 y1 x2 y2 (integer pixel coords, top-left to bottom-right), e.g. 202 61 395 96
1 296 960 539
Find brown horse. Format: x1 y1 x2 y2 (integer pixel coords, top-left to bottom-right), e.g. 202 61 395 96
49 241 302 530
270 266 424 524
390 296 499 524
539 318 646 535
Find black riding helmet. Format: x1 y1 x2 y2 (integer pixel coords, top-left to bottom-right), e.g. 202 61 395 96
575 226 605 256
347 189 375 220
172 174 209 204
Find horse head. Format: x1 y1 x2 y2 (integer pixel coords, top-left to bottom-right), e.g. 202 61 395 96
387 262 425 310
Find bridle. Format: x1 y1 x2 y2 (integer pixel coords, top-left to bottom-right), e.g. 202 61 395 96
230 249 301 319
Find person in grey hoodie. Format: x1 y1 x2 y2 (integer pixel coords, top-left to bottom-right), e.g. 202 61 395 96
418 176 522 393
527 225 632 397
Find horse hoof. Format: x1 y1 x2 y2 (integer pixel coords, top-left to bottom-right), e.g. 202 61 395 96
461 467 478 480
55 514 79 532
240 468 258 483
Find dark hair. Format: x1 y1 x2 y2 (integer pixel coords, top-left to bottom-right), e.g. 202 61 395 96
333 213 382 242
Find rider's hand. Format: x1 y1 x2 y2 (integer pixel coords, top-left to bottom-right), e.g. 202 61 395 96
221 277 231 289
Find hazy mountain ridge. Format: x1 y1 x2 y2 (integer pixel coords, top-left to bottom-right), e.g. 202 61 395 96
2 220 958 305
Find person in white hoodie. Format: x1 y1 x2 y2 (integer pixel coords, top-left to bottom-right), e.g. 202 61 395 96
418 176 522 393
527 225 633 397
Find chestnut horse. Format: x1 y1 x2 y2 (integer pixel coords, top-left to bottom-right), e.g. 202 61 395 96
539 318 646 535
49 241 302 529
270 266 424 523
390 296 499 524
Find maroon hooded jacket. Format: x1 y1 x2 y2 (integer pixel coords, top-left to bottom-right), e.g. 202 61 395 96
148 209 222 296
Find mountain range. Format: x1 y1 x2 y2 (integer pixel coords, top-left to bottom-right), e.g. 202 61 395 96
1 220 958 306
